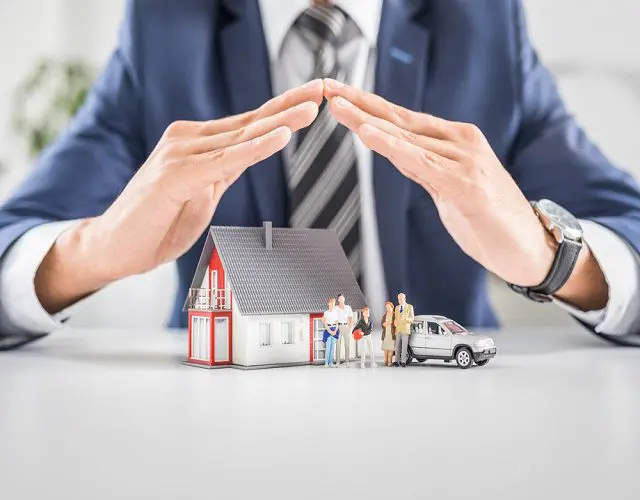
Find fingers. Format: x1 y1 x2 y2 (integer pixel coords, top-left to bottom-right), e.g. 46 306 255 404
188 101 318 154
357 123 452 192
329 96 462 161
324 78 454 140
161 80 323 140
257 79 324 119
199 79 324 137
190 126 292 187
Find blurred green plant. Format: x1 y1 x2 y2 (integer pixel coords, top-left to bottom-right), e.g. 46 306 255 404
11 59 94 158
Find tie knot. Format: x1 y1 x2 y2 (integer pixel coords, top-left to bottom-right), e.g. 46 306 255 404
295 5 350 49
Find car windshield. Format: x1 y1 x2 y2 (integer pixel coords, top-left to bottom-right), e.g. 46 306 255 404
443 320 467 334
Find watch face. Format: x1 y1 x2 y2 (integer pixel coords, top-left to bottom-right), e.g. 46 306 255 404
536 199 583 241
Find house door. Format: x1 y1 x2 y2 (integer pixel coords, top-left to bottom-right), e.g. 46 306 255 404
214 317 230 363
312 318 326 362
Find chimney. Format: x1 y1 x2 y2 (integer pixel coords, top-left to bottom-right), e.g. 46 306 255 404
263 221 273 250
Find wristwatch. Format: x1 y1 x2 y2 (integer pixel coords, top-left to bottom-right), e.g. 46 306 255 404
508 199 583 303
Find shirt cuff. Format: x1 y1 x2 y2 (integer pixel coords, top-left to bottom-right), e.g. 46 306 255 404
554 220 640 336
0 220 79 336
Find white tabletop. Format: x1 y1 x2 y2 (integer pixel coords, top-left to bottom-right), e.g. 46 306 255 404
1 326 639 500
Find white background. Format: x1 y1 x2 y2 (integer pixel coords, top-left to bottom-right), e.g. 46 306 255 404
0 0 639 328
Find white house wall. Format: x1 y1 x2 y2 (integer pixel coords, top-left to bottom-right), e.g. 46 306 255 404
235 313 310 367
231 296 249 366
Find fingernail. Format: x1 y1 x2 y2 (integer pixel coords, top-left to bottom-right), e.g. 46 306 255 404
303 79 322 89
324 78 345 89
333 96 351 108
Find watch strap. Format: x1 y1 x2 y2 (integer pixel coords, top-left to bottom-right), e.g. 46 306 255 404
508 238 582 302
532 238 582 295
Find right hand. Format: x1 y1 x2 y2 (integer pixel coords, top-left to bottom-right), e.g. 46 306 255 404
35 81 323 313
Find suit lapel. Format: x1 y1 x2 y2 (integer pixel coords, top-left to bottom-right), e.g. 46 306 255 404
374 0 432 299
218 0 289 227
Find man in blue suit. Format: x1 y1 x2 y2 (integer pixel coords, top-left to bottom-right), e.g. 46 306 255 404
1 0 640 351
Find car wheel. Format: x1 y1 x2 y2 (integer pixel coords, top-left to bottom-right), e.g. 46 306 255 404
455 347 473 369
475 359 489 367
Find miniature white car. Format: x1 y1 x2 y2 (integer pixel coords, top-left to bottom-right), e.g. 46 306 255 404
407 315 497 369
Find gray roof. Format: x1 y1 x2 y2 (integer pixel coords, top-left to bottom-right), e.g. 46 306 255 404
186 225 366 315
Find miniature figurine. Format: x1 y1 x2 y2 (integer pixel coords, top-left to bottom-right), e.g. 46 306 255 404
323 297 339 367
406 315 497 369
353 306 376 368
183 223 366 369
381 301 396 366
335 293 354 367
393 293 414 367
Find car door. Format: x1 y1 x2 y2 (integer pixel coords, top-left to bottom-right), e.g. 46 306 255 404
425 323 453 357
409 320 428 355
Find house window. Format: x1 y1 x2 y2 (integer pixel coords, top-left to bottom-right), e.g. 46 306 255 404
281 321 295 345
191 316 211 361
259 323 271 347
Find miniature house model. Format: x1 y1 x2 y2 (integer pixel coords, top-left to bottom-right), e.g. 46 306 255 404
184 222 366 369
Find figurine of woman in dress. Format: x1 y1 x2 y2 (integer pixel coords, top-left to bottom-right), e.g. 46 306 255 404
381 301 396 366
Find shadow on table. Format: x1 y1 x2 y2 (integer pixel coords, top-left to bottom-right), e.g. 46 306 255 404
404 362 506 370
51 351 185 369
484 327 613 355
12 337 185 369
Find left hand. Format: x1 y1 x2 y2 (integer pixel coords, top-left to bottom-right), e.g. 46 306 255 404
323 79 606 300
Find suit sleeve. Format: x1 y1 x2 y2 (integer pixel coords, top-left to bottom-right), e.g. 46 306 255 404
507 0 640 341
0 0 146 259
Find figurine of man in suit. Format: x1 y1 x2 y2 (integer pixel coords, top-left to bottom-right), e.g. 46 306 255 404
393 293 414 367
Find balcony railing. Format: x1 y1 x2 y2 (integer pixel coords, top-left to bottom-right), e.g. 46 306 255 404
187 288 231 311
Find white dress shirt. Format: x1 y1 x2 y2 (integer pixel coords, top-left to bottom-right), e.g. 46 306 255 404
335 304 354 325
1 0 639 339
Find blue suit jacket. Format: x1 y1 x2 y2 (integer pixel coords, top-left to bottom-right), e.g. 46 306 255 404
2 0 640 344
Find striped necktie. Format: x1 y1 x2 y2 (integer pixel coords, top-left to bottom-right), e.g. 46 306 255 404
288 4 362 281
